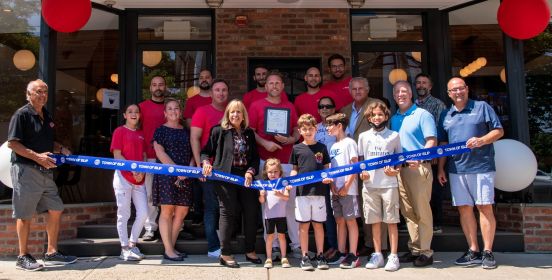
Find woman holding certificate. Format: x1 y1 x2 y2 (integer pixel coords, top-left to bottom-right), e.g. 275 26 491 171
201 98 260 268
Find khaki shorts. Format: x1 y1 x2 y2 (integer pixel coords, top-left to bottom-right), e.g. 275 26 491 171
11 163 64 219
362 187 400 224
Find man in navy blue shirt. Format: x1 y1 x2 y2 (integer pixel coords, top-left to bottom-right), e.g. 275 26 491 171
438 77 503 269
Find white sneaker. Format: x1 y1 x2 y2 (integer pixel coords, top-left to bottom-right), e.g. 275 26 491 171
384 254 400 271
365 253 384 269
119 248 142 261
129 246 145 259
207 248 221 259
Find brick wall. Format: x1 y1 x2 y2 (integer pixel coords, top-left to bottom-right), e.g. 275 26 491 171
522 205 552 252
215 8 351 99
0 203 116 257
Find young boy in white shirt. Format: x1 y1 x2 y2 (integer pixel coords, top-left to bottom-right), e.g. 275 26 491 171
358 101 402 271
326 113 361 269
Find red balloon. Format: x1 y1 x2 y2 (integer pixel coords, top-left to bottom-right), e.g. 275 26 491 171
497 0 551 40
42 0 92 33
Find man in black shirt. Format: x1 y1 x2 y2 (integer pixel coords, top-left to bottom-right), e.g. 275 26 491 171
8 79 76 271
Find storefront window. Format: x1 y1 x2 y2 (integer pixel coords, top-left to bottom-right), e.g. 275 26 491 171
55 8 120 202
449 0 509 134
524 24 552 203
0 0 41 198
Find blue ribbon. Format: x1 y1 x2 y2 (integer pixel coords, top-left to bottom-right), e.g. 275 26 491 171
52 142 470 191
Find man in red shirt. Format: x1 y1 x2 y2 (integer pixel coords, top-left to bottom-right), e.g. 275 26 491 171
294 67 336 123
243 65 288 110
322 54 353 110
184 69 213 127
138 76 166 241
248 71 302 258
189 79 229 258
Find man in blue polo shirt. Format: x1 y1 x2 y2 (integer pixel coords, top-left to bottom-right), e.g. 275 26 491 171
437 77 503 269
390 80 437 267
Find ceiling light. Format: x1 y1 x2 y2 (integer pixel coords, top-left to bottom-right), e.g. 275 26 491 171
3 8 12 12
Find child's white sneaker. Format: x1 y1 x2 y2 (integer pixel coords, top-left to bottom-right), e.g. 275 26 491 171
365 252 384 269
385 254 400 271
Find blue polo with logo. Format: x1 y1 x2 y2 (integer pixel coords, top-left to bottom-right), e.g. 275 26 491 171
438 99 502 173
390 104 436 152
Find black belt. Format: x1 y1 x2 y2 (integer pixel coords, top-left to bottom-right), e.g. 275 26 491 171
401 160 430 167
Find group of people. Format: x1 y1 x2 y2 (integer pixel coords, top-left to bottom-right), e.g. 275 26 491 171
8 53 503 272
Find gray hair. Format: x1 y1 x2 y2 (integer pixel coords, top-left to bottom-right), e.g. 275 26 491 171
393 80 412 93
349 77 369 91
26 79 47 101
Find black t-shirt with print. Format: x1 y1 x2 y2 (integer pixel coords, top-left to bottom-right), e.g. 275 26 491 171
290 142 331 196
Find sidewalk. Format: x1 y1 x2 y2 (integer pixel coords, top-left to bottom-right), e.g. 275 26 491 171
1 252 551 280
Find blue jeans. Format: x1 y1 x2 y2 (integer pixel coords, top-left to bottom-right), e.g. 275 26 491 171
202 180 220 252
324 191 338 250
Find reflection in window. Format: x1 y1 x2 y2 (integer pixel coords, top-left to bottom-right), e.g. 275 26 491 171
0 0 41 197
449 0 509 133
142 51 208 103
525 24 552 203
352 14 423 42
55 8 120 202
357 52 422 112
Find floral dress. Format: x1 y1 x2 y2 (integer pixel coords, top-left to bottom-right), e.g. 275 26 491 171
152 125 192 206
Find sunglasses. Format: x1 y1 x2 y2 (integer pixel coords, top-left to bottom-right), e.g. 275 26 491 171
318 104 335 109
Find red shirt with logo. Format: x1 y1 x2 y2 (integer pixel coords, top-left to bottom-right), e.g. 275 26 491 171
191 104 225 148
248 98 298 162
110 126 146 185
322 76 353 110
294 89 337 122
138 99 165 159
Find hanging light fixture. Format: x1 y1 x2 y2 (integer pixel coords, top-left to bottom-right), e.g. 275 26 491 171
205 0 223 8
388 68 408 85
347 0 365 8
110 74 118 84
500 68 506 83
142 51 162 67
411 52 422 62
13 50 36 71
96 88 105 102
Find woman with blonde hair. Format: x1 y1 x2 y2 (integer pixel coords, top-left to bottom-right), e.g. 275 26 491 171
201 99 260 268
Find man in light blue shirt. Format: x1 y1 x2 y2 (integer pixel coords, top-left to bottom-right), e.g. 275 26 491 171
437 77 503 269
390 80 437 267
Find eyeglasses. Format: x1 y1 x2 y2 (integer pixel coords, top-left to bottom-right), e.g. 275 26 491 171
447 86 467 93
318 104 335 109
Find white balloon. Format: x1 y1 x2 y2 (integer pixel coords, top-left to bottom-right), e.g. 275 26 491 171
0 142 13 188
494 139 537 192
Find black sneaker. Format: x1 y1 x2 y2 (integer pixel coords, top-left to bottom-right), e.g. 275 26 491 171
300 254 314 271
272 247 281 262
454 249 482 266
316 254 329 270
16 254 44 271
327 251 346 265
43 251 77 266
481 250 497 269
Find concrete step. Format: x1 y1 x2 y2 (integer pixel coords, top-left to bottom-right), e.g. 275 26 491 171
58 225 524 257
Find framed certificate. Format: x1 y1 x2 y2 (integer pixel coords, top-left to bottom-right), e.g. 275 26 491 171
264 107 290 136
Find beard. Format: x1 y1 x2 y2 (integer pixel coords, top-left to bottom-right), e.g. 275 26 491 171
417 88 429 97
199 81 211 90
307 81 321 89
152 89 164 98
256 80 266 88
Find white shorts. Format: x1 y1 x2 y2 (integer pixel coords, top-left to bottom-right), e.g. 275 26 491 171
449 172 495 206
295 196 326 223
